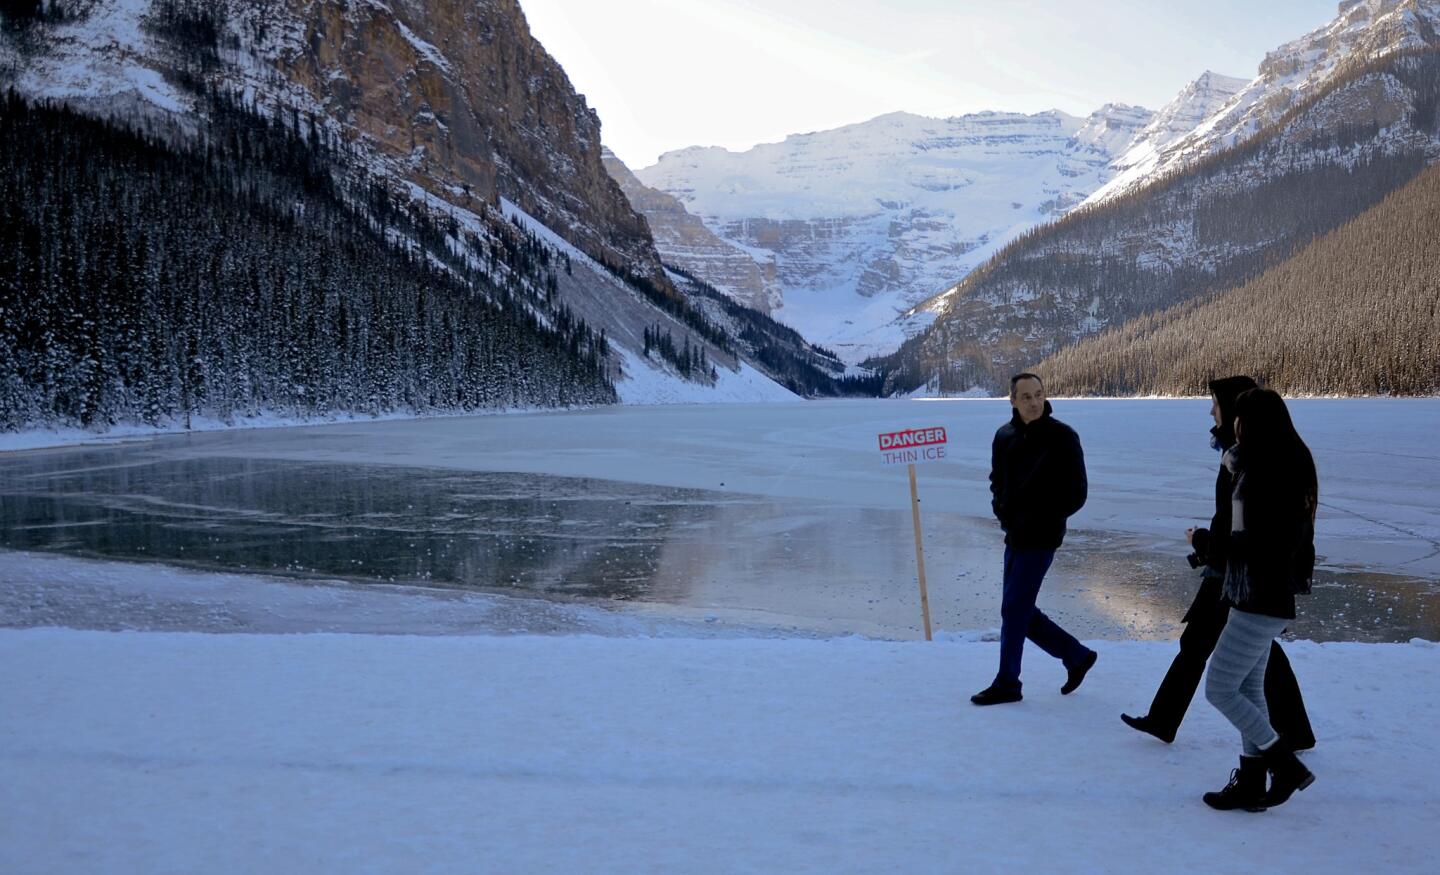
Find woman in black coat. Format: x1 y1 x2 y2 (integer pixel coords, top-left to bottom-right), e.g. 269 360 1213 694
1200 387 1319 810
1121 377 1314 748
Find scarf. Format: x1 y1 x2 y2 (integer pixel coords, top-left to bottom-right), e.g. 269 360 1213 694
1222 446 1252 605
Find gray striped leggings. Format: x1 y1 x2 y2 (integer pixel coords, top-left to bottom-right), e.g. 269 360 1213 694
1205 609 1290 755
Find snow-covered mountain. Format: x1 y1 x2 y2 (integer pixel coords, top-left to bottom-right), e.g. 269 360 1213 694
632 105 1153 363
1084 0 1440 206
881 0 1440 395
602 148 781 314
1036 161 1440 397
1083 71 1249 204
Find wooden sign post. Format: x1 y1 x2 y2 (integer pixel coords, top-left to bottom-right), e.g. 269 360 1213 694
877 427 949 640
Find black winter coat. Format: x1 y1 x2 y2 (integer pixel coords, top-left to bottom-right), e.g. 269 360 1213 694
1185 447 1238 624
989 401 1088 551
1189 459 1236 580
1221 447 1315 621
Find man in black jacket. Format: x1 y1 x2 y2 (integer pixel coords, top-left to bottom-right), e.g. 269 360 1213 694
972 373 1098 706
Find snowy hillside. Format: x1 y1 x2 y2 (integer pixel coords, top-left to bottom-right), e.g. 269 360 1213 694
1084 0 1440 206
625 0 1440 374
634 106 1153 362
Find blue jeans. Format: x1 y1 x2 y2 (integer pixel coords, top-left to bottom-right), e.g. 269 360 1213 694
995 547 1089 689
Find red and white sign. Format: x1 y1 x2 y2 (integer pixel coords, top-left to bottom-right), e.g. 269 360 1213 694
877 426 948 466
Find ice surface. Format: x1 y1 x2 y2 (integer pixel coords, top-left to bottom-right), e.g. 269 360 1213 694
83 397 1434 579
2 399 1436 641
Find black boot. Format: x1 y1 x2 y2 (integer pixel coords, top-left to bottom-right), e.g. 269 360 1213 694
1061 650 1098 695
1120 712 1177 744
1260 739 1315 807
1202 756 1268 811
970 684 1022 706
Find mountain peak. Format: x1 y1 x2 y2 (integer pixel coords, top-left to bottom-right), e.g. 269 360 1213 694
1082 0 1439 208
869 110 926 123
1086 70 1247 183
1194 70 1250 90
1072 103 1156 156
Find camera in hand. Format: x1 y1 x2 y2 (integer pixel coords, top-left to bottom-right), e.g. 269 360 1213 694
1186 552 1202 569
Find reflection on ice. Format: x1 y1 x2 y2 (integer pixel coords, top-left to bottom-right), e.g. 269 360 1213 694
0 452 729 601
1 444 1435 642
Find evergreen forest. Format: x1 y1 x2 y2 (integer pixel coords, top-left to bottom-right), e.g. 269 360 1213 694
1036 162 1440 396
0 90 617 432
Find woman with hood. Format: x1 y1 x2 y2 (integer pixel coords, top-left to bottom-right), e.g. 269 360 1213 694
1121 377 1314 747
1200 386 1319 810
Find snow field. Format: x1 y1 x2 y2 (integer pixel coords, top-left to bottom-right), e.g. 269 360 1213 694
2 629 1437 873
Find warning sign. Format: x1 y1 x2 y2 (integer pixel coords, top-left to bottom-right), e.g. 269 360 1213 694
874 426 949 639
877 427 948 466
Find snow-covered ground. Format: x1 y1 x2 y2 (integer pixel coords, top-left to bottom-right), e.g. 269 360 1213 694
0 550 811 639
0 359 799 457
3 626 1437 873
0 408 484 454
613 348 800 405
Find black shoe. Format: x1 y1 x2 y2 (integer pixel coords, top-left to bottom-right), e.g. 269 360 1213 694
1120 712 1177 744
1260 739 1315 807
1202 756 1268 811
1061 650 1098 695
970 684 1023 706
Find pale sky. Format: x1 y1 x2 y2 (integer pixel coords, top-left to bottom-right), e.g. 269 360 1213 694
518 0 1340 170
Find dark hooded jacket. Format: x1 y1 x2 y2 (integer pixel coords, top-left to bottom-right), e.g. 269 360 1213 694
989 401 1087 551
1188 375 1258 582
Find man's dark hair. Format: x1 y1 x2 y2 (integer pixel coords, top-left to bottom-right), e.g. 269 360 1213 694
1009 372 1043 396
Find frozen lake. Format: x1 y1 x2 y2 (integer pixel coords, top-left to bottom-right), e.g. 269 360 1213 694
2 399 1437 641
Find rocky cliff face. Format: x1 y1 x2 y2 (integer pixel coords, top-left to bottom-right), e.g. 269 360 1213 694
633 106 1154 362
602 148 779 313
266 0 668 288
3 0 671 290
